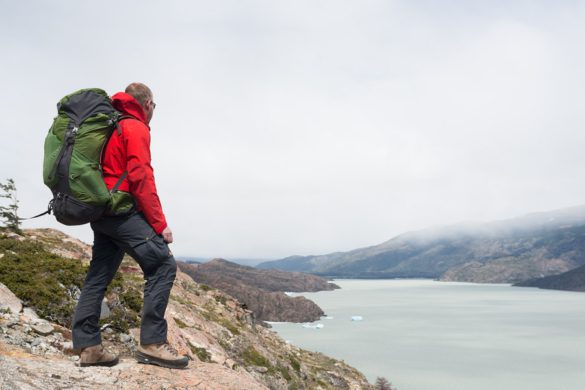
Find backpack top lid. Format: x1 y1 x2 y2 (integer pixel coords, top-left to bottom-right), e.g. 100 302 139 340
57 88 117 126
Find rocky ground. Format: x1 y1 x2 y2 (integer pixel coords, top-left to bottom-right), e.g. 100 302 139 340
0 229 374 389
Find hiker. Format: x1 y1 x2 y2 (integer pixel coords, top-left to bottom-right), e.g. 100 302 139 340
71 83 188 369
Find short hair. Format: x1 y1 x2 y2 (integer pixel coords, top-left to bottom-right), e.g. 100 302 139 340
125 82 153 107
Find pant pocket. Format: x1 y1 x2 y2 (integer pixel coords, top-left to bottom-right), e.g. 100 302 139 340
130 234 171 274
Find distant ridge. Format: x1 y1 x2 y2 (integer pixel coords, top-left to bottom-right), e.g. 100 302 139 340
257 205 585 284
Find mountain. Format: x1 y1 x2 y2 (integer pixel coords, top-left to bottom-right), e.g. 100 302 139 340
257 205 585 284
176 256 273 267
176 256 206 264
178 259 339 323
0 228 374 389
514 264 585 292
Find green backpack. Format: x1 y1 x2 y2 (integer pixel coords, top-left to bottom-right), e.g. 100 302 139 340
42 88 130 225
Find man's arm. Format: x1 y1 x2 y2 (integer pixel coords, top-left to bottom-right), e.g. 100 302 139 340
125 124 169 235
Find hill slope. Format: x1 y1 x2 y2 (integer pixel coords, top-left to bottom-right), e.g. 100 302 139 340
258 205 585 284
514 264 585 292
0 229 374 389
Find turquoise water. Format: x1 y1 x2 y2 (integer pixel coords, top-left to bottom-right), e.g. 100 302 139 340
269 279 585 390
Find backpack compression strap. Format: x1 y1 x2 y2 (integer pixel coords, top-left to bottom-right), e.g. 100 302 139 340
20 199 55 221
23 171 128 221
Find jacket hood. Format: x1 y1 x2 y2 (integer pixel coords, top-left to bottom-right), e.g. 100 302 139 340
111 92 147 123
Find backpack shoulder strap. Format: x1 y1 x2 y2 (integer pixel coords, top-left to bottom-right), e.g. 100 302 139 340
114 115 133 135
110 171 128 194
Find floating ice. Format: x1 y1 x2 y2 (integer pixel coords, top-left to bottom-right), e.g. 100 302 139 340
302 323 324 329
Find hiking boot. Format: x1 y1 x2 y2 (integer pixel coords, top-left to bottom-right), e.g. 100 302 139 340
135 342 189 369
79 344 119 367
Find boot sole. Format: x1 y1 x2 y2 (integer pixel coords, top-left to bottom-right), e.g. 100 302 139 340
135 351 188 369
80 357 119 367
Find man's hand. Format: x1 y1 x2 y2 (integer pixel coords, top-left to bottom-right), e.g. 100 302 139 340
162 226 173 243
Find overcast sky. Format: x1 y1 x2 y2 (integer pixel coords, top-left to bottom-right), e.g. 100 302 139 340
1 1 584 259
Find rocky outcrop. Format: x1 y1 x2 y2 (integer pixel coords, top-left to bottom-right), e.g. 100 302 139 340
24 228 92 261
0 229 374 389
178 260 333 322
0 282 22 315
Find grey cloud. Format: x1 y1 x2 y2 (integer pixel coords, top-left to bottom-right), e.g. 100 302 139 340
1 0 584 258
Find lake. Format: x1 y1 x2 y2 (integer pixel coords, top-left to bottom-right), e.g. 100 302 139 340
268 279 585 390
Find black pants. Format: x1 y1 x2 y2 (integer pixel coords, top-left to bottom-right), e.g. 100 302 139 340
72 212 177 349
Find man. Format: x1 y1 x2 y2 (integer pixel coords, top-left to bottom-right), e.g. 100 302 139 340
71 83 188 369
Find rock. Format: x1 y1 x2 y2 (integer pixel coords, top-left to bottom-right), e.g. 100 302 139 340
119 333 132 343
22 307 40 322
68 285 81 300
53 324 72 341
0 282 23 315
253 366 269 374
31 322 54 336
5 232 24 240
59 341 76 355
6 318 19 328
99 299 111 320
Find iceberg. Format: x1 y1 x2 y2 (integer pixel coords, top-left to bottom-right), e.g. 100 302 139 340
302 323 324 329
351 316 363 321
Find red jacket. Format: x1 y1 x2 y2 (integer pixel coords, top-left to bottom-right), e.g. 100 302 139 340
102 92 168 234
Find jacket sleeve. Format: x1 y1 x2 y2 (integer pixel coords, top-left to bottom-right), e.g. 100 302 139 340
124 123 168 234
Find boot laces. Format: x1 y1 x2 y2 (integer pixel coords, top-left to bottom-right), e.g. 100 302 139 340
163 342 179 356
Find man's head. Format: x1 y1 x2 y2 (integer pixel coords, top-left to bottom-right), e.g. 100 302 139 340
125 82 155 124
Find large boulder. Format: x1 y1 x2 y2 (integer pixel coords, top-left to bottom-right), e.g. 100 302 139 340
0 282 22 315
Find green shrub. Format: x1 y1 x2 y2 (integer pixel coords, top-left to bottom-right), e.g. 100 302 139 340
104 270 143 333
120 288 143 313
174 317 188 328
188 341 212 362
0 236 86 327
290 357 301 372
0 234 144 333
242 346 271 368
277 365 292 381
219 318 241 336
